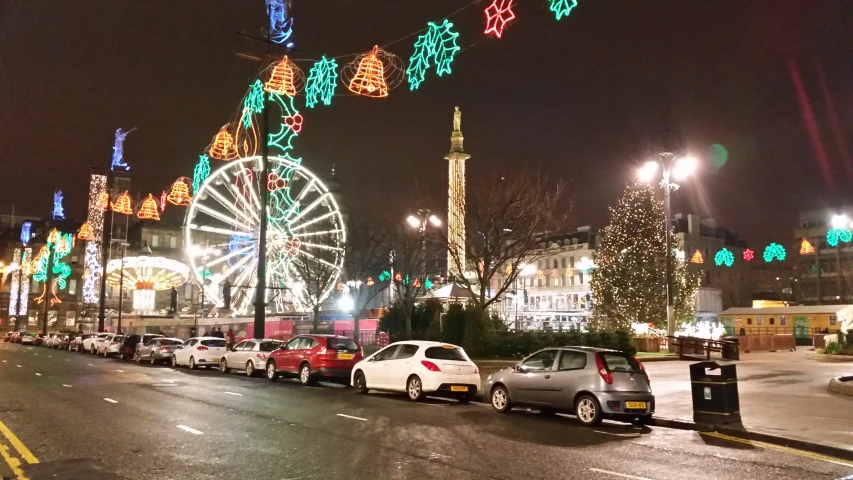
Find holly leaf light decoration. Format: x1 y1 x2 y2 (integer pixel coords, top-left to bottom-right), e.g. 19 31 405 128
827 228 852 247
406 19 461 91
714 248 734 267
485 0 516 38
549 0 578 20
305 56 338 108
763 243 787 263
243 80 265 129
192 154 211 194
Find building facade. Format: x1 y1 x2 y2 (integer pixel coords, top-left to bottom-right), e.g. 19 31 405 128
793 208 853 305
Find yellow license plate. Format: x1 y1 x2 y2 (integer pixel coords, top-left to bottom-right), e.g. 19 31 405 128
210 358 220 363
450 386 468 392
337 353 354 360
625 402 647 409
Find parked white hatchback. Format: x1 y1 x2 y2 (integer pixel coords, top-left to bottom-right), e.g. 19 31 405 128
97 334 124 357
219 339 282 377
85 333 111 354
172 337 227 369
351 341 480 403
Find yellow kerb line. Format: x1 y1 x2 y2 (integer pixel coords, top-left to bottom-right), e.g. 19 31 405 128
701 431 853 468
0 419 38 465
0 441 28 480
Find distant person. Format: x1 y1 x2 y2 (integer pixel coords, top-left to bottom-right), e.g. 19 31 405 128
222 279 232 310
739 327 746 336
226 328 235 349
169 287 178 313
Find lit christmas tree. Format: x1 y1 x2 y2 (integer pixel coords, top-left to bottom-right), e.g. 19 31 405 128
591 183 699 329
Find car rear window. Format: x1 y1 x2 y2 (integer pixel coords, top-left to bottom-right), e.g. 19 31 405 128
600 353 642 373
201 339 226 347
424 346 468 361
112 336 124 342
259 341 281 352
326 338 359 351
161 339 183 346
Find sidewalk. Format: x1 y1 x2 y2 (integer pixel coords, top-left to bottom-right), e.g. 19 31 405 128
646 349 853 449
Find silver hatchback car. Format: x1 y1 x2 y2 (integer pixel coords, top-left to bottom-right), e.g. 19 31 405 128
486 347 654 426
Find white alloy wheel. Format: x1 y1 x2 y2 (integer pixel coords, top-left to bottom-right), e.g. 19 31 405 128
575 395 602 426
246 361 254 377
407 376 424 401
220 359 228 373
491 386 511 413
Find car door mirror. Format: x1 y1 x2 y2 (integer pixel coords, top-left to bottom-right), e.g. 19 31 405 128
514 363 526 373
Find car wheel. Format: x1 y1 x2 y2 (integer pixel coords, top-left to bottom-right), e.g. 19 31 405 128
354 371 368 394
299 363 314 386
171 355 178 367
134 352 141 363
266 361 278 381
491 385 512 413
189 357 197 370
406 375 425 402
575 395 603 426
90 346 96 355
220 359 228 373
150 354 156 366
245 361 255 377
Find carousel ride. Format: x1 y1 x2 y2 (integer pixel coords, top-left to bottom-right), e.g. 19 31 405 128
105 248 190 314
183 57 346 317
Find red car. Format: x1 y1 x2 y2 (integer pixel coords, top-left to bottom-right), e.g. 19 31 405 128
265 334 362 386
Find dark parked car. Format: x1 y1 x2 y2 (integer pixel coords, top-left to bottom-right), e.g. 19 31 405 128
34 334 47 346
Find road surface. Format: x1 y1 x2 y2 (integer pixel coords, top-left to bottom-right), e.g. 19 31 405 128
0 342 850 480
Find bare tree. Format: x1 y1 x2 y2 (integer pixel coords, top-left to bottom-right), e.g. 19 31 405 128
288 232 343 332
443 171 571 312
388 218 438 338
343 212 391 342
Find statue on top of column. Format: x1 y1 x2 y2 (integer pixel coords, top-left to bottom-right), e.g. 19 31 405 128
453 106 462 132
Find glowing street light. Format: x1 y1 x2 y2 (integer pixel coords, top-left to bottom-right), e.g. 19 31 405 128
831 214 851 229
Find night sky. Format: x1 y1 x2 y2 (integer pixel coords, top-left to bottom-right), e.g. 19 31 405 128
2 0 853 249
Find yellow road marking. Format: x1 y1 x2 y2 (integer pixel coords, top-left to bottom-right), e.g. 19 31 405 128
0 419 38 464
701 431 853 468
0 441 28 480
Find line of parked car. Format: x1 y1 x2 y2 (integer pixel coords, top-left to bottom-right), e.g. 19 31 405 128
3 330 655 426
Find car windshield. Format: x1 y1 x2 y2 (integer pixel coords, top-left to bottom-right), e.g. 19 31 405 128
600 353 643 373
201 339 226 347
259 341 281 352
424 346 468 361
327 338 359 351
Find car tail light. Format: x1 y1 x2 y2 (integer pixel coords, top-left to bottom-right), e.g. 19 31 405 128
110 342 118 345
634 356 650 384
256 353 267 359
595 354 613 384
421 360 441 372
197 346 208 351
474 366 479 374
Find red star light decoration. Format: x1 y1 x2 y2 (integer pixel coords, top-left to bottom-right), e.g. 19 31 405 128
743 249 754 262
484 0 516 38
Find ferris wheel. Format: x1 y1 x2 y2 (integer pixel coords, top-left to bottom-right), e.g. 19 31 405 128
184 155 346 316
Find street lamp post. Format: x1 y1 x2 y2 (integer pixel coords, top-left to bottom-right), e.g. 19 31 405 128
116 242 129 334
407 209 442 280
638 151 697 339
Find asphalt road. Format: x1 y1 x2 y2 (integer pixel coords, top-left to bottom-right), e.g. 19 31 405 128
0 342 851 480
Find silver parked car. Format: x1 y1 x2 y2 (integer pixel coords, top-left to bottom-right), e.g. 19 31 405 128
485 347 654 426
134 337 184 365
219 339 283 376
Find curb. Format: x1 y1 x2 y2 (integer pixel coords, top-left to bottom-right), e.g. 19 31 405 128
651 416 853 462
829 376 853 397
811 353 853 363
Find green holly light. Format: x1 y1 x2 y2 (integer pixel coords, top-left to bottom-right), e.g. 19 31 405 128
305 56 338 108
192 154 211 195
714 248 734 267
406 19 460 91
827 228 852 247
763 243 786 263
549 0 578 20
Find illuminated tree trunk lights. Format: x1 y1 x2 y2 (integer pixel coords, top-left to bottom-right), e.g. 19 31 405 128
445 107 469 278
82 174 107 304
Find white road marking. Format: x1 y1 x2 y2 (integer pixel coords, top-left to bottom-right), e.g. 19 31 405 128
162 379 176 383
594 430 641 438
336 414 367 422
65 359 70 362
62 384 72 388
33 353 37 356
16 365 21 368
177 425 203 435
47 355 52 358
34 373 41 376
87 364 94 366
421 403 448 407
589 468 655 480
103 398 118 404
115 369 124 373
224 391 242 396
2 360 6 363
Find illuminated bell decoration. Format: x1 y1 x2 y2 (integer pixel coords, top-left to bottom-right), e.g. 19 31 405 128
799 238 815 255
505 265 512 275
167 177 192 206
264 56 302 96
77 221 94 241
394 272 403 282
111 191 133 215
137 194 161 221
208 126 239 161
536 270 544 280
690 249 704 264
366 276 375 286
348 46 390 98
413 278 422 288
